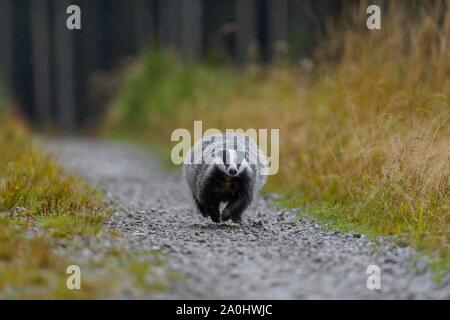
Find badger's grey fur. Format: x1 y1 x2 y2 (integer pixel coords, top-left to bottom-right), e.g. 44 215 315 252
183 132 268 223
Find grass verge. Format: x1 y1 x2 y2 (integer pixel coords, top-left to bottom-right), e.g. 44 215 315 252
0 115 168 298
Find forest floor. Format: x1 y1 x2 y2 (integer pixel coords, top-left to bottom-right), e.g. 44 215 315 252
44 138 450 299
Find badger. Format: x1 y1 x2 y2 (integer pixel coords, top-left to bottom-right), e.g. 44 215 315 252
183 132 268 223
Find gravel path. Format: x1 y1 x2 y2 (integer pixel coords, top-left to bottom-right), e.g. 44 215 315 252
45 138 449 299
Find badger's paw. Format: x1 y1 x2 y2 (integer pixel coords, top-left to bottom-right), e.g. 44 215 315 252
231 215 242 224
209 212 222 223
220 209 232 222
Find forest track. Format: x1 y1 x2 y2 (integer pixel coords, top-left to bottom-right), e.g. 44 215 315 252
45 138 450 299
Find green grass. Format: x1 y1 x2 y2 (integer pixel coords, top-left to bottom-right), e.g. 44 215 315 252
104 3 450 274
0 115 169 298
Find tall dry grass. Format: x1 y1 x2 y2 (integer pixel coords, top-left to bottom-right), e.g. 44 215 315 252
107 1 450 269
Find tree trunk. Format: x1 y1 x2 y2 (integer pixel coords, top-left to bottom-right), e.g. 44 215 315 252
159 0 180 50
267 0 288 62
179 0 203 60
0 0 13 92
30 0 51 127
236 0 257 65
53 0 76 133
134 0 155 53
78 0 101 128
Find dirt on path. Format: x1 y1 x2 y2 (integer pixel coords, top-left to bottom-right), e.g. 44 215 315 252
45 138 450 299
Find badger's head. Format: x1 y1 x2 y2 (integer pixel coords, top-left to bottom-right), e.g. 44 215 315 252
212 149 250 177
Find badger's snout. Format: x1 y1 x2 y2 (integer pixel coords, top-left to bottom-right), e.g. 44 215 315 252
227 167 238 176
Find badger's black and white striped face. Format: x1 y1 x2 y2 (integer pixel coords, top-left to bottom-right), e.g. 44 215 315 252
212 149 250 177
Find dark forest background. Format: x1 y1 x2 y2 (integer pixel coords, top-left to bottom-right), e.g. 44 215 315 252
0 0 349 132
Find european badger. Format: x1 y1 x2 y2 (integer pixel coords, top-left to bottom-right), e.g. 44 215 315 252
183 132 268 223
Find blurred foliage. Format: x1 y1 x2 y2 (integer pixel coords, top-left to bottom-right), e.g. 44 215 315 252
106 1 450 272
107 51 236 131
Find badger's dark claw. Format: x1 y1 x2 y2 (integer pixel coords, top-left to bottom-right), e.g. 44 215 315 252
231 215 242 224
210 215 221 223
209 211 221 223
220 209 232 222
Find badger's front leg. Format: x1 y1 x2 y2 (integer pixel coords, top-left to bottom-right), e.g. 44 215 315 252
193 198 208 218
206 202 221 223
197 197 221 222
221 192 252 223
198 186 221 223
